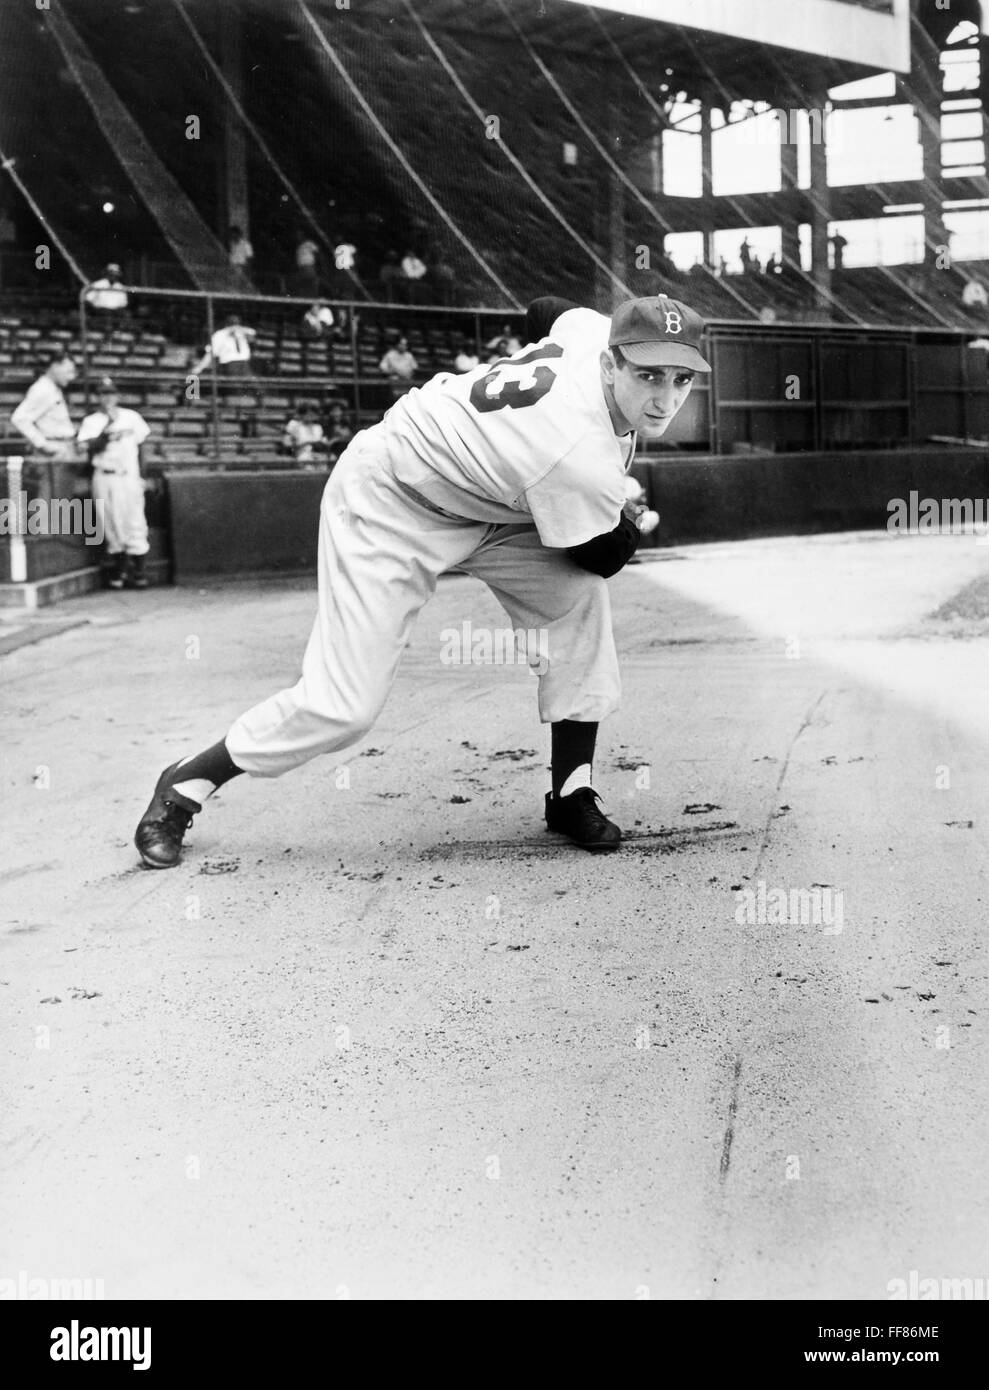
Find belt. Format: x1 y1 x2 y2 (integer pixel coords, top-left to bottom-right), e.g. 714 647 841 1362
392 476 471 522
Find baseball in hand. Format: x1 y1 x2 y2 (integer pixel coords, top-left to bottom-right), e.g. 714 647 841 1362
636 508 660 535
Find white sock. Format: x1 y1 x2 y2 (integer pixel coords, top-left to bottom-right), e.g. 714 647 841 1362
172 772 216 805
558 763 593 799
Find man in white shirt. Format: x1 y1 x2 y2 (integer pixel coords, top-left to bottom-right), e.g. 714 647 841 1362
85 263 128 314
283 406 327 467
77 377 152 589
295 237 319 294
11 353 78 460
191 315 257 379
134 294 711 868
485 323 523 356
400 249 427 303
229 226 253 271
379 335 417 392
302 301 335 339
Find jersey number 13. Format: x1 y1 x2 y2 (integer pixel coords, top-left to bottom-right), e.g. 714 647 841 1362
469 343 564 414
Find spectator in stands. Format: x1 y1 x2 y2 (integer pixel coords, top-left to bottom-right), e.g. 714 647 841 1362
228 225 254 279
302 300 335 340
191 314 257 380
324 402 354 463
300 300 335 374
765 254 781 276
379 250 403 302
85 262 128 316
400 248 428 303
283 405 328 469
77 376 152 590
739 236 753 273
379 335 417 397
453 339 480 372
485 323 522 355
717 255 728 278
295 234 320 296
830 231 848 272
688 258 707 280
331 240 360 298
658 247 679 281
431 251 456 306
10 352 78 460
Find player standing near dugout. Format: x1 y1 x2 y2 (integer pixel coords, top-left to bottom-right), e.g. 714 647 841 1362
77 377 152 590
134 294 710 867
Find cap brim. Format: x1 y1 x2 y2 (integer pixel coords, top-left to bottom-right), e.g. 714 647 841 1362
619 341 711 372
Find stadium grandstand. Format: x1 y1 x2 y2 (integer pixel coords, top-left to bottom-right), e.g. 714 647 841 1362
2 0 989 598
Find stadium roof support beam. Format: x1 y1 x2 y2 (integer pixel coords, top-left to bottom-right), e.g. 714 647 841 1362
700 106 715 271
42 1 243 292
910 10 950 271
558 0 912 73
780 126 801 278
809 92 833 311
218 0 250 243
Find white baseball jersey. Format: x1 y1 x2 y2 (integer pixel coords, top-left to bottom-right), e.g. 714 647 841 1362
375 308 633 548
77 407 150 475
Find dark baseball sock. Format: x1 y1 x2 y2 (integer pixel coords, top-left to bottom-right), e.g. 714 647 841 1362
550 720 598 797
167 739 243 808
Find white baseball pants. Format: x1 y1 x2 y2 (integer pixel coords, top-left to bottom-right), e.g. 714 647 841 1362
225 434 620 777
91 471 149 555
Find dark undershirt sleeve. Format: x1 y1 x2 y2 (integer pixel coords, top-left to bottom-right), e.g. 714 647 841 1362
567 509 640 579
524 296 582 344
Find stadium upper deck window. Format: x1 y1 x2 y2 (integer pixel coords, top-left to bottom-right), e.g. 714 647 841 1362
941 49 980 95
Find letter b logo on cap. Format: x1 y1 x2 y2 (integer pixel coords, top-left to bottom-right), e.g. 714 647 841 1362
664 309 683 334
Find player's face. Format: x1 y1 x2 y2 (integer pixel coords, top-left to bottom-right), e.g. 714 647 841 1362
601 353 695 437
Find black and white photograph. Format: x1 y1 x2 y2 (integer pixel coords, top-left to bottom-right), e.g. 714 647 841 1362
1 0 987 1342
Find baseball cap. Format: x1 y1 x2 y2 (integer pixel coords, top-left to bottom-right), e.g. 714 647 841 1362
96 375 117 393
609 295 711 372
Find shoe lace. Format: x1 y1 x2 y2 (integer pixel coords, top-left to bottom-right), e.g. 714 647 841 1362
161 799 194 833
571 787 608 823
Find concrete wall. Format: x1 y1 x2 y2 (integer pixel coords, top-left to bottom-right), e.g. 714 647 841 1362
158 449 989 580
166 469 328 577
635 447 989 546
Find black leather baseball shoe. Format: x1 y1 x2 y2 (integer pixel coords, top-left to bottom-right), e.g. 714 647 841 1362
544 787 622 851
134 762 201 868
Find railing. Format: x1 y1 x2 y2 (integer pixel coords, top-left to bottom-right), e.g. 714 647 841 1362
76 281 527 459
0 282 983 472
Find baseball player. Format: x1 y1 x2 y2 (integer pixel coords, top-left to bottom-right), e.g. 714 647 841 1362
10 352 78 460
77 377 152 589
134 295 711 868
